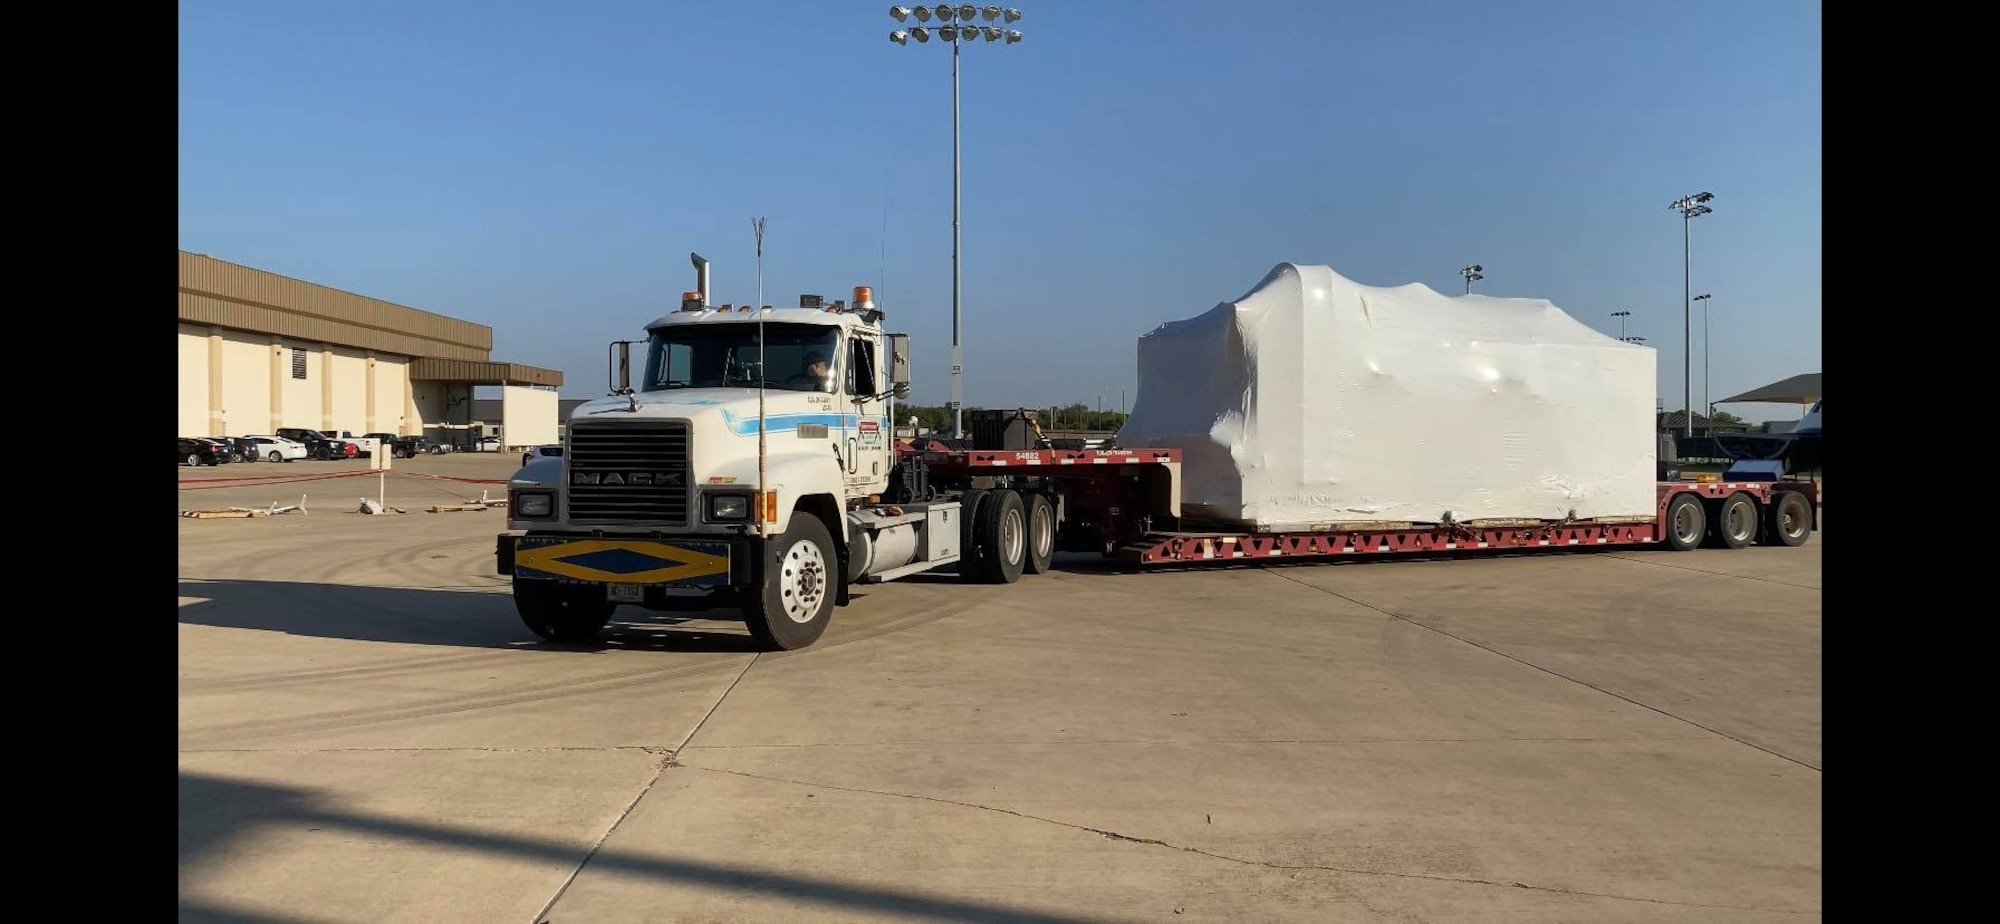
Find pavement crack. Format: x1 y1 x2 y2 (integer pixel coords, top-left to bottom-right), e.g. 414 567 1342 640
1261 568 1822 772
680 765 1817 915
532 654 760 923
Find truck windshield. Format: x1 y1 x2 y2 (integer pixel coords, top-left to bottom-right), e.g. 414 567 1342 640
642 323 839 393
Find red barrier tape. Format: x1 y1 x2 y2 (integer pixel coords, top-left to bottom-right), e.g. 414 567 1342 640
178 469 511 491
177 470 374 489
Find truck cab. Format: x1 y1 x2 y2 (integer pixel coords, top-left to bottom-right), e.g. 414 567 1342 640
499 265 928 650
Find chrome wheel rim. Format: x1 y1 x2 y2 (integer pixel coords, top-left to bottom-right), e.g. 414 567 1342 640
780 538 828 624
1033 506 1053 560
1002 507 1025 564
1673 504 1701 544
1726 502 1754 542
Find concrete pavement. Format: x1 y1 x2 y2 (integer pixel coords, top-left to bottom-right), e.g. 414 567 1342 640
179 459 1821 922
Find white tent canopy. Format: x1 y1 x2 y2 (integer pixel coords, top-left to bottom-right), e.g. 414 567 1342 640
1119 263 1658 529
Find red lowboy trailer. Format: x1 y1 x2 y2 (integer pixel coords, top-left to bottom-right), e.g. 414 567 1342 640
895 443 1818 572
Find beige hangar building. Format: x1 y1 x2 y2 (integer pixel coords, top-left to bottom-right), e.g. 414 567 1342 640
177 251 564 447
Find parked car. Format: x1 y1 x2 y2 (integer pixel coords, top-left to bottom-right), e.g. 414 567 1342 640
244 435 309 462
522 444 563 467
473 436 502 453
276 427 334 459
364 432 426 459
211 436 262 463
179 437 220 467
194 437 237 463
326 429 382 458
275 427 357 461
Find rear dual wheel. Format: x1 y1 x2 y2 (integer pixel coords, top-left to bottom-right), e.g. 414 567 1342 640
1667 490 1812 551
1707 493 1759 549
959 490 1033 584
1663 494 1706 552
1765 491 1812 547
1024 494 1055 574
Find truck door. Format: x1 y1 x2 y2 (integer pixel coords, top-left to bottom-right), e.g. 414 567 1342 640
845 334 890 496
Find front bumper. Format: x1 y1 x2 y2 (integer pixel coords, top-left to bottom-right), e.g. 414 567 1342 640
497 532 753 588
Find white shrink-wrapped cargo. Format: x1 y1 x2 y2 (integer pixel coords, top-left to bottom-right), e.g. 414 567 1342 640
1118 263 1657 530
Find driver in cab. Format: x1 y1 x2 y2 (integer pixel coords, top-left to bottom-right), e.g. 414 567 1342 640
795 352 832 391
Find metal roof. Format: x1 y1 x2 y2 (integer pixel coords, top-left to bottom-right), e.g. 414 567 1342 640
1718 373 1821 405
409 358 564 387
179 251 561 386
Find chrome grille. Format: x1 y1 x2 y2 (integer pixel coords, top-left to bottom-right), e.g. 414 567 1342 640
565 422 692 525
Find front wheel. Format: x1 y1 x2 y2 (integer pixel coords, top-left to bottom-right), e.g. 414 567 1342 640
267 451 283 462
185 453 200 467
745 514 837 650
515 580 615 643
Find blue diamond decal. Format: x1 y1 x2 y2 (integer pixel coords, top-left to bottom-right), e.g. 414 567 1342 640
555 547 680 575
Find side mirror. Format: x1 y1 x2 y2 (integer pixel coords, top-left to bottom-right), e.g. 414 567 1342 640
887 333 912 389
608 340 633 394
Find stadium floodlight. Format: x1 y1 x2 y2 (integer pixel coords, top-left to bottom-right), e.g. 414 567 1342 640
1669 190 1716 436
883 5 1026 439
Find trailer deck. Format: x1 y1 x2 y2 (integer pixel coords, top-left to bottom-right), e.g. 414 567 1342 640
897 442 1818 565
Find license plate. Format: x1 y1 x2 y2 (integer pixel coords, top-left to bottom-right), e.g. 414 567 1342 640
606 584 644 603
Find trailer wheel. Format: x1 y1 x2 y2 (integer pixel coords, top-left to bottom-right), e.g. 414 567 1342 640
745 513 837 650
956 490 987 582
1764 491 1813 547
1024 494 1056 575
1709 493 1759 549
515 580 615 644
973 489 1027 584
1663 494 1706 551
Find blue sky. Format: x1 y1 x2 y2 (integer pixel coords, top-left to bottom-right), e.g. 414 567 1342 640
180 0 1820 420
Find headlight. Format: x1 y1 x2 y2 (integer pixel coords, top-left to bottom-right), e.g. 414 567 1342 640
516 492 554 518
707 493 750 521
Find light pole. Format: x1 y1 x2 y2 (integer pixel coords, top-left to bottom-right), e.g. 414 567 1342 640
1611 309 1631 340
891 5 1024 440
1460 264 1483 294
1692 293 1712 417
1670 191 1713 437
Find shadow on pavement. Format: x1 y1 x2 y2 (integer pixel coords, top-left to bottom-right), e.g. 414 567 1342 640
179 772 1109 924
178 579 765 653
